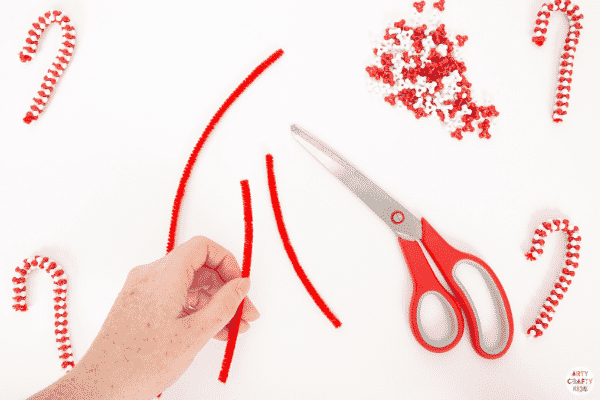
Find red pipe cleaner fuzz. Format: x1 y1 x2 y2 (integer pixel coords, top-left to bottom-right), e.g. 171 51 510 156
219 180 254 383
266 154 342 328
19 11 76 124
12 256 75 371
166 49 284 254
532 1 583 123
365 3 499 139
525 218 581 339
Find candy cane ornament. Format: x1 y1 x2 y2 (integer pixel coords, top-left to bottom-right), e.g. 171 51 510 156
525 219 581 339
12 256 74 371
532 1 583 123
19 10 76 124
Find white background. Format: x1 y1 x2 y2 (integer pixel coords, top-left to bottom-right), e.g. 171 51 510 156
1 0 599 399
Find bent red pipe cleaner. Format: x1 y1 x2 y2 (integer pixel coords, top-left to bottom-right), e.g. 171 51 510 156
12 256 74 371
532 1 583 123
166 49 284 253
266 154 342 328
19 10 76 124
525 218 581 338
219 179 254 383
366 1 499 139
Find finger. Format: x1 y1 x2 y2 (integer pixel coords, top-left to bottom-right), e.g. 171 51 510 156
213 319 251 341
161 236 240 289
178 277 250 346
183 295 258 323
182 290 258 322
241 297 260 322
185 237 242 283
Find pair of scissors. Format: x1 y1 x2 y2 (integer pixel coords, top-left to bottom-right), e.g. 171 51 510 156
291 125 514 359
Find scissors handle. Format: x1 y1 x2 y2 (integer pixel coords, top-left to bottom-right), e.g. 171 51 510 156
420 218 514 359
398 238 464 353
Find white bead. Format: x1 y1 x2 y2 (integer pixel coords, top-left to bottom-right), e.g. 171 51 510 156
541 317 549 324
64 339 71 346
58 317 65 323
19 300 26 305
550 295 558 301
536 324 544 330
68 356 74 362
567 4 574 10
57 333 63 339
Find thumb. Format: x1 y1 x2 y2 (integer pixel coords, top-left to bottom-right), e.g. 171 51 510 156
180 278 250 343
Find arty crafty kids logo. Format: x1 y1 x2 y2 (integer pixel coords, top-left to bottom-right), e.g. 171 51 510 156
566 367 594 395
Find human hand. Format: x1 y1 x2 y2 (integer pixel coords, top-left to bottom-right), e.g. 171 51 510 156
32 236 259 400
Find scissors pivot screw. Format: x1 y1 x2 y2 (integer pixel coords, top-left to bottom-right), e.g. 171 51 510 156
391 211 405 224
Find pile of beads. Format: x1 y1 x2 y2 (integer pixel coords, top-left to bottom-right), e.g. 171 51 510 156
18 10 76 124
525 219 581 339
12 256 74 371
366 1 499 140
533 1 583 123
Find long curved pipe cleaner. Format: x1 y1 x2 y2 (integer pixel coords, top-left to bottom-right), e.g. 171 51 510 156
266 154 342 328
166 49 284 253
219 179 254 383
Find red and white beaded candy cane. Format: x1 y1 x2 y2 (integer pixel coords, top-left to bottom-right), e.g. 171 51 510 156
532 1 583 123
12 256 74 371
18 10 76 124
525 219 581 339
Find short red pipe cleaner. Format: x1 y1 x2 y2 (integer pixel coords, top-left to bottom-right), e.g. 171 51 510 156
12 256 75 372
219 179 254 383
266 154 342 328
166 49 284 253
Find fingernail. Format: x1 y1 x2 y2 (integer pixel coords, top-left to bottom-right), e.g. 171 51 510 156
235 278 250 298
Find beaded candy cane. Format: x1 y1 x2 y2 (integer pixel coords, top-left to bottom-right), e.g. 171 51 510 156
532 1 583 123
525 219 581 339
12 256 74 371
18 10 76 124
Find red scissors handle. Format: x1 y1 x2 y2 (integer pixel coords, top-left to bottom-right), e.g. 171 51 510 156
420 218 514 359
398 238 464 353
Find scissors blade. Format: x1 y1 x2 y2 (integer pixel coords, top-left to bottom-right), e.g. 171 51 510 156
291 124 422 241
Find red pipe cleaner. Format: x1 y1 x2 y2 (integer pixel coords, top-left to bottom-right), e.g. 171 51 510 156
266 154 342 328
219 179 253 383
166 49 284 253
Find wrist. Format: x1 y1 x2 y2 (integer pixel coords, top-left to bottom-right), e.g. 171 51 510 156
28 362 107 400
